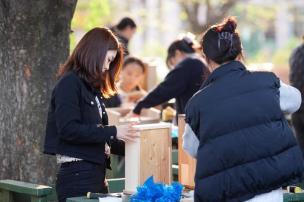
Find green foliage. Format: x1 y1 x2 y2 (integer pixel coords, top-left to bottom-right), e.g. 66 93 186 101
70 0 112 51
233 4 277 30
138 40 167 59
69 33 76 53
246 37 302 66
72 0 111 31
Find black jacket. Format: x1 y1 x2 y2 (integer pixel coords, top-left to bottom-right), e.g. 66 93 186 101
186 61 304 202
289 43 304 151
103 94 121 108
133 57 207 118
43 71 117 164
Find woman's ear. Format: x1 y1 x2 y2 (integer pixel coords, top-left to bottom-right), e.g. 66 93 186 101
206 58 217 72
205 57 211 66
236 54 241 61
235 52 244 62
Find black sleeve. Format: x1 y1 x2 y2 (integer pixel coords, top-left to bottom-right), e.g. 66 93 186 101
133 66 188 114
103 94 122 108
54 75 117 144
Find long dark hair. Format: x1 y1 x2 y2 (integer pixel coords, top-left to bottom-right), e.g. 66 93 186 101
57 27 123 97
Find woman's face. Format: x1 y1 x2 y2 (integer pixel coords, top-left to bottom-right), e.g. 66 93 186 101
121 63 144 90
102 50 117 73
168 50 186 69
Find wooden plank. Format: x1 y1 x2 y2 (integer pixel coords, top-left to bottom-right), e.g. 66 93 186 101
124 123 172 194
66 197 97 202
124 134 140 193
140 61 158 91
140 128 172 185
106 107 160 125
178 114 196 189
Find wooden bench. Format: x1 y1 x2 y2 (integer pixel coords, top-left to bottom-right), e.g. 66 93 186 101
107 178 125 193
284 192 304 202
0 178 125 202
0 180 54 202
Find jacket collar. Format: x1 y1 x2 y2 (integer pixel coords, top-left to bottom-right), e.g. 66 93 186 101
201 60 246 89
71 70 101 96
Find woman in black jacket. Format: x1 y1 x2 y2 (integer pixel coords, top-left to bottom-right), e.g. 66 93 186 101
183 17 304 202
131 37 209 122
43 28 138 202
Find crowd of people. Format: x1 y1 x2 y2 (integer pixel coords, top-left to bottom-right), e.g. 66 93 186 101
43 16 304 202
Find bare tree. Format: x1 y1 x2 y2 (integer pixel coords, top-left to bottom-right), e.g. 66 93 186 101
179 0 240 34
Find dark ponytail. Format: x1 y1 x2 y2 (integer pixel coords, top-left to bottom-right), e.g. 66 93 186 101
201 16 243 64
166 37 196 66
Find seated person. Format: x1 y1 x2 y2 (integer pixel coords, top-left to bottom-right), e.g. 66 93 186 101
104 56 147 108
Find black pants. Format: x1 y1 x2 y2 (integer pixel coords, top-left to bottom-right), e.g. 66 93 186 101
56 161 107 202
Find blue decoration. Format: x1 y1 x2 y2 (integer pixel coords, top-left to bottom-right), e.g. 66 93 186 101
130 176 183 202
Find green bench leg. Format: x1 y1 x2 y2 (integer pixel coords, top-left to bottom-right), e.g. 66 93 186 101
0 190 13 202
30 196 48 202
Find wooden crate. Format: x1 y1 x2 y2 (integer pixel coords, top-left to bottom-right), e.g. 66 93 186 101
140 59 158 91
178 114 196 189
106 107 160 125
124 123 172 194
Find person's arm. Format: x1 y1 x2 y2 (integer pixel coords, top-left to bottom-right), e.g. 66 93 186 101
183 99 200 158
280 80 302 113
55 75 117 144
183 123 199 158
133 67 188 114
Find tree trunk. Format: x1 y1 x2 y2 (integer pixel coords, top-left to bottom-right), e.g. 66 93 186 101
0 0 77 185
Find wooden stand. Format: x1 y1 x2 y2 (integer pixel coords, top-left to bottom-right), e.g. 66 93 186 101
178 114 196 189
124 122 172 194
140 58 158 91
106 107 160 125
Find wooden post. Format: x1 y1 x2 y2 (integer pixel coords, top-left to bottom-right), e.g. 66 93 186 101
178 114 196 189
140 59 158 91
124 123 172 194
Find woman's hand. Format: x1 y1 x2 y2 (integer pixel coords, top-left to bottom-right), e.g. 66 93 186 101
116 123 140 142
127 91 147 102
125 111 140 120
120 111 141 123
105 143 111 157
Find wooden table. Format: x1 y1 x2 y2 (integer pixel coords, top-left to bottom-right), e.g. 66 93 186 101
66 195 194 202
66 197 99 202
66 194 130 202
